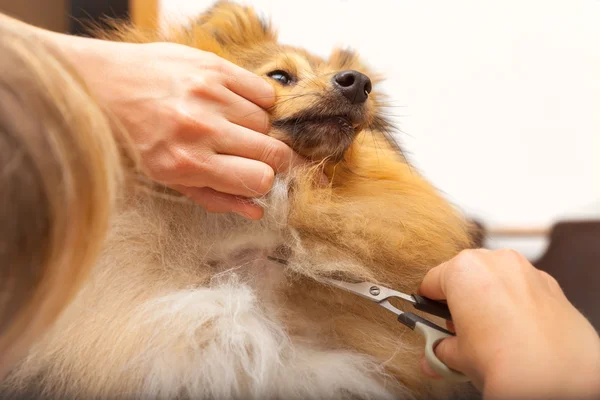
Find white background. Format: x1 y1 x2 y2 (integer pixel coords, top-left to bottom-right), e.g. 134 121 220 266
160 0 600 258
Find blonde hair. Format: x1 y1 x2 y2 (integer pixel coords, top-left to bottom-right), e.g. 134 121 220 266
0 21 123 373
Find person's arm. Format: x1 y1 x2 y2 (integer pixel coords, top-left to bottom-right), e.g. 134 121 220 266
0 13 301 219
419 248 600 400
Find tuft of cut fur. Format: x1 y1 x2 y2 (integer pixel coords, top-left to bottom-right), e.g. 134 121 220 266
1 2 478 399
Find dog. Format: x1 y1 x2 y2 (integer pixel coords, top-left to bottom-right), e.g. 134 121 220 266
1 2 476 399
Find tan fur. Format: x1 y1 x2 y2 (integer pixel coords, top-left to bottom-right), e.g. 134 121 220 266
2 2 476 399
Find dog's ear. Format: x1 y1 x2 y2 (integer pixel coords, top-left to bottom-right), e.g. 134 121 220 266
196 1 277 47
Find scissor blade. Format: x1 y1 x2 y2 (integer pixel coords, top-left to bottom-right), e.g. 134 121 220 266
322 279 382 302
322 278 415 304
322 278 409 317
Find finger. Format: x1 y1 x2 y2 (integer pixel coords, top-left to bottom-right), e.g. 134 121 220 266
214 122 306 173
218 88 271 134
417 261 451 301
173 185 264 220
218 60 275 109
446 320 456 333
179 154 275 198
418 249 493 300
431 336 466 374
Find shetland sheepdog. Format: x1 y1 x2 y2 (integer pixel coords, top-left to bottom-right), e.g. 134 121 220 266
2 2 476 399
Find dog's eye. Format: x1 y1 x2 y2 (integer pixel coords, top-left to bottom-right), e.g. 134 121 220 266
267 70 294 85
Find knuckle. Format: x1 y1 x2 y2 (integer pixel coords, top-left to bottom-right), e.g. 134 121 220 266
189 75 211 94
173 150 214 179
205 55 228 75
547 274 560 288
448 249 491 282
260 141 289 171
146 150 187 184
157 104 183 132
187 77 222 102
258 112 271 133
171 154 197 176
539 270 560 289
496 248 527 266
497 247 520 258
193 151 216 172
453 249 479 269
175 112 218 140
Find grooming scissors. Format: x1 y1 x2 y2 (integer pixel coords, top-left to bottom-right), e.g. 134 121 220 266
323 278 470 382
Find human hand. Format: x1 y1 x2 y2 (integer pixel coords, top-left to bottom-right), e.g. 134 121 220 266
64 39 302 219
419 249 600 400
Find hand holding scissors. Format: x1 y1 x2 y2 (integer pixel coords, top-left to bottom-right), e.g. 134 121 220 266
323 278 470 382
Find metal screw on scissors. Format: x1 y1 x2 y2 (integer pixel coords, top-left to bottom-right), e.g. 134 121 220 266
323 278 470 382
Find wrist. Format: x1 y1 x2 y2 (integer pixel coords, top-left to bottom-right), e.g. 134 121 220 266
0 13 112 85
39 30 112 75
45 31 135 109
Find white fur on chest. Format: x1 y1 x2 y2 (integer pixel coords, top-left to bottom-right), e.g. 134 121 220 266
117 178 404 399
5 177 407 399
132 278 401 400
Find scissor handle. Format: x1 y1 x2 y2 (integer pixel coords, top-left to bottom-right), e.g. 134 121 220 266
411 294 452 320
398 313 471 382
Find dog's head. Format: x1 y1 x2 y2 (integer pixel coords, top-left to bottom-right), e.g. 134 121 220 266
192 1 394 162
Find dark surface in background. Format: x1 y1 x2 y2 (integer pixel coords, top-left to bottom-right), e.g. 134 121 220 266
534 221 600 332
70 0 129 36
475 220 600 333
0 0 68 32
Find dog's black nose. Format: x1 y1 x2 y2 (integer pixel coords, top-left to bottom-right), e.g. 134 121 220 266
332 70 372 104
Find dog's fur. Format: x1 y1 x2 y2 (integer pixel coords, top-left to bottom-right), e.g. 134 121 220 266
1 2 476 399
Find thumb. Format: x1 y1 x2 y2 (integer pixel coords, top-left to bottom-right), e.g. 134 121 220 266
419 336 466 379
431 336 466 374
